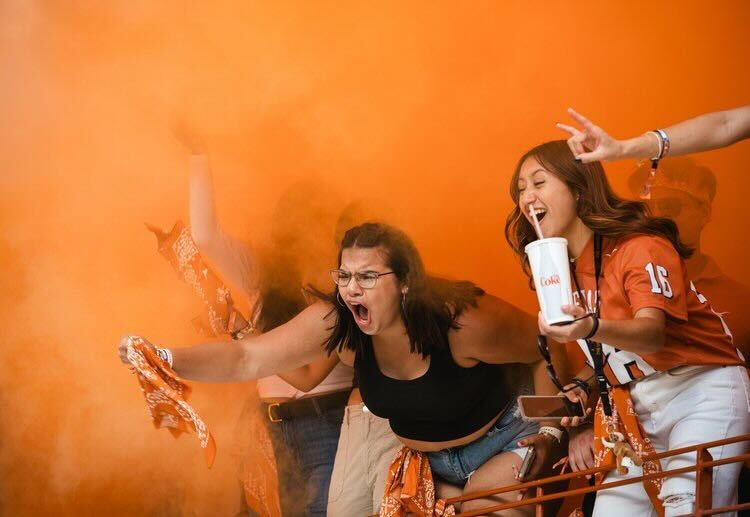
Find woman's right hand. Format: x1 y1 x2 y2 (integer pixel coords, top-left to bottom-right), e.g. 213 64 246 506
559 384 592 427
556 108 624 163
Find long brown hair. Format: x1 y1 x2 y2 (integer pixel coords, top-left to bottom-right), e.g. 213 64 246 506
310 222 484 357
504 140 692 278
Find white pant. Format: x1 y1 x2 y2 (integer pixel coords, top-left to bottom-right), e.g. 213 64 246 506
327 404 402 516
593 365 750 517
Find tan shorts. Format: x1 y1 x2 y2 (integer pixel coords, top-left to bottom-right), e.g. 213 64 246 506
327 403 403 516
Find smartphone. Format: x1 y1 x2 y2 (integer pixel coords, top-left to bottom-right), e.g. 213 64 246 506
517 446 536 480
517 395 585 421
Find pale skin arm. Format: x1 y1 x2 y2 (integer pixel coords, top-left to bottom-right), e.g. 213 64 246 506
177 121 341 389
175 121 260 296
539 305 666 356
118 302 335 383
557 105 750 163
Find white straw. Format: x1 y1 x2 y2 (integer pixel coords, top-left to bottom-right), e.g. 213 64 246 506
528 204 545 240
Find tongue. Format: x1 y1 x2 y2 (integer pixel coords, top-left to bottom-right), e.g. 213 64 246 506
357 305 370 322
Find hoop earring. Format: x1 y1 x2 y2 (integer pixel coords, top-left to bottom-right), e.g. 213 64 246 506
336 292 345 306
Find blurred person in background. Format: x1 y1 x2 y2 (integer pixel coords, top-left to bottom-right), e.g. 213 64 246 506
628 157 750 357
175 121 351 516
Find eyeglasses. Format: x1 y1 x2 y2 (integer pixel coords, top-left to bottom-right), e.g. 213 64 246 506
330 269 395 289
537 335 592 394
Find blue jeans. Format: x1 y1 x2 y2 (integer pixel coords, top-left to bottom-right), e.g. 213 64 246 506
427 399 539 486
263 405 344 516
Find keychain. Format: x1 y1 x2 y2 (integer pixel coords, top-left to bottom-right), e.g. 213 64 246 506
601 430 643 474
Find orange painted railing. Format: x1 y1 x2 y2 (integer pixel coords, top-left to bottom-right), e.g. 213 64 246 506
390 433 750 516
450 433 750 516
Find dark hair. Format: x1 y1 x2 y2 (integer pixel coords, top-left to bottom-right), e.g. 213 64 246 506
258 179 335 330
257 254 307 330
505 140 692 279
311 222 484 357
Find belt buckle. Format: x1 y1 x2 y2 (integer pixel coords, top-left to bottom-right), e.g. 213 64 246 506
267 403 282 423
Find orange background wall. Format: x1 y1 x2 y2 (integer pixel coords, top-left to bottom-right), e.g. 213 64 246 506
1 2 748 514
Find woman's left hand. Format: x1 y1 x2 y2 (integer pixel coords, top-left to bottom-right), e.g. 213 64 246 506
538 305 594 343
514 432 562 482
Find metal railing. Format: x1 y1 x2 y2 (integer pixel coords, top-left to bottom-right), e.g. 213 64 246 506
423 433 750 516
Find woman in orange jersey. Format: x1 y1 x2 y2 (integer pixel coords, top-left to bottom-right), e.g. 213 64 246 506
505 140 749 517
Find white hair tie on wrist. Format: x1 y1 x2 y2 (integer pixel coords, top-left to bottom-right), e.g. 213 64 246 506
155 347 174 368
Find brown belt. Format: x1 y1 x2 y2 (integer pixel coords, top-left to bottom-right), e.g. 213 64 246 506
264 389 351 423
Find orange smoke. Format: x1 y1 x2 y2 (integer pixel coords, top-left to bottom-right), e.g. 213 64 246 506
1 1 749 514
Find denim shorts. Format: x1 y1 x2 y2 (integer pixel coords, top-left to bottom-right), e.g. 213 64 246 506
427 398 539 486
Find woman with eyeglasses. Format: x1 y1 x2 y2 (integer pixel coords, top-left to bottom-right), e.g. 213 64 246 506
119 221 563 515
505 140 749 517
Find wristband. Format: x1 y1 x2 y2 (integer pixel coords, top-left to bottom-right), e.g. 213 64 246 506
656 129 671 157
646 130 664 160
570 377 592 395
539 426 563 443
155 347 174 368
583 314 600 341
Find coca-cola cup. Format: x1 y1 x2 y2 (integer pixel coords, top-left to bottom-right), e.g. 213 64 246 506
524 238 574 325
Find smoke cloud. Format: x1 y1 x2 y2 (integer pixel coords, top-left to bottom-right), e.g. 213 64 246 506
1 1 749 514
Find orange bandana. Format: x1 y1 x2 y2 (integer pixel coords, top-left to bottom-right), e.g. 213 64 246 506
380 446 455 517
147 222 278 515
593 386 663 515
146 221 256 337
126 336 216 468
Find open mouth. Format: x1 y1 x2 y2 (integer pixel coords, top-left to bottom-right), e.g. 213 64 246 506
529 207 547 223
348 301 371 327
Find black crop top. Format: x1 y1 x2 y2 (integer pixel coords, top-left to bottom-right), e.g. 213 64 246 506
355 339 529 442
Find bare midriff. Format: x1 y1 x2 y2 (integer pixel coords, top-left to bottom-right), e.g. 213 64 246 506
397 411 502 451
345 389 503 451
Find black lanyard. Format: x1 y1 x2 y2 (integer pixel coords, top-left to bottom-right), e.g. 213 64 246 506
570 233 612 416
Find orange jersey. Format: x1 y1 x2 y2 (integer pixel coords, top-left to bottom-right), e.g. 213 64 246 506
571 234 744 386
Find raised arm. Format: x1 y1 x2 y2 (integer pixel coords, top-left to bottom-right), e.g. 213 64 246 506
172 121 260 298
450 294 540 365
557 105 750 163
119 302 336 383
